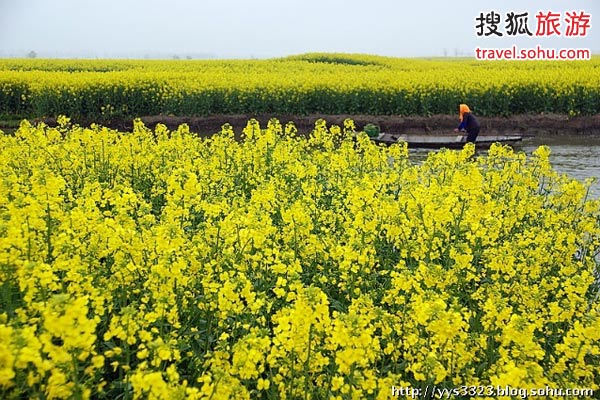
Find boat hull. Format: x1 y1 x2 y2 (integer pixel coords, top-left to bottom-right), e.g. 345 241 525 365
371 133 523 149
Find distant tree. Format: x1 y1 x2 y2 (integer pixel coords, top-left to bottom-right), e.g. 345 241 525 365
27 50 37 59
173 54 180 60
186 55 192 60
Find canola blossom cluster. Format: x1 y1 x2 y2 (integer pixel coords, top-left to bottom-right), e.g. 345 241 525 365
0 117 599 399
0 54 599 119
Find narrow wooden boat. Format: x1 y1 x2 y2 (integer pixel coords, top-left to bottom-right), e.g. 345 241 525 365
371 133 524 149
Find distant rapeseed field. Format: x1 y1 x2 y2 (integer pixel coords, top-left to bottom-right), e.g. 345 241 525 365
0 54 598 119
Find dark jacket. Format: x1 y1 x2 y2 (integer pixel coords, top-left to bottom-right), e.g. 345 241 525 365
458 112 480 134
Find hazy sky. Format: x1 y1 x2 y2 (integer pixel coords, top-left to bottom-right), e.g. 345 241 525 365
0 0 598 58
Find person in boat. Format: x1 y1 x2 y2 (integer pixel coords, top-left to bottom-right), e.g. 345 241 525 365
454 104 480 143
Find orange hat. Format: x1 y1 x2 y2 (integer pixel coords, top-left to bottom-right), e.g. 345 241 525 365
459 104 470 121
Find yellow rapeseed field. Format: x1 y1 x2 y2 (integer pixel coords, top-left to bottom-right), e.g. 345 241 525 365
0 117 599 399
0 54 599 119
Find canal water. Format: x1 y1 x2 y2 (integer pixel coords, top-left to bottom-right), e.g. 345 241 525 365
521 135 600 198
410 135 600 199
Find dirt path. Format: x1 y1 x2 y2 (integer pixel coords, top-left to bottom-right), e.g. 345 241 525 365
11 113 600 136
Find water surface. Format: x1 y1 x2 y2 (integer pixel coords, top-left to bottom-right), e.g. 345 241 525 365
410 135 600 198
